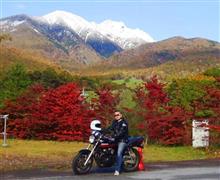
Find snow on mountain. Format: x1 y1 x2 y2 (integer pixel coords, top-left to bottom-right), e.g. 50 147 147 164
39 10 107 42
0 19 26 32
0 19 26 27
1 11 155 57
96 20 154 49
39 10 154 49
40 11 93 37
39 10 123 57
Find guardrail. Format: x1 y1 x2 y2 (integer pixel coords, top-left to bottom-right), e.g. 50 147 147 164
0 114 9 147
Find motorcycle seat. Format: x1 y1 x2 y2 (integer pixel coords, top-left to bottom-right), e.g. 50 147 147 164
127 136 144 147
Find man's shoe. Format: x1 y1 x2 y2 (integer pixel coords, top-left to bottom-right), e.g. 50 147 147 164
114 171 119 176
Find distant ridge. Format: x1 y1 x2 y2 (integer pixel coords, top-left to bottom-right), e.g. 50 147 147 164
0 12 219 76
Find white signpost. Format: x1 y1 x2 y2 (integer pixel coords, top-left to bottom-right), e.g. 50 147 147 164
0 114 9 147
192 120 209 148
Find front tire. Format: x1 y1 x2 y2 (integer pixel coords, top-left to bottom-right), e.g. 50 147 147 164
123 148 140 172
72 151 93 175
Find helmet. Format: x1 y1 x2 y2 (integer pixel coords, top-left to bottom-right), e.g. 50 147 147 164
90 120 101 131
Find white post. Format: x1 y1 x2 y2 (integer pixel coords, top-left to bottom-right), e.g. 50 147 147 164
81 87 88 98
82 87 85 97
1 114 9 147
192 119 209 148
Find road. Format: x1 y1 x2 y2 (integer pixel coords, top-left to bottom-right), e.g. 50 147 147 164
1 159 220 180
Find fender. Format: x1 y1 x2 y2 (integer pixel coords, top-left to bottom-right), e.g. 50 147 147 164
78 149 91 154
128 136 144 148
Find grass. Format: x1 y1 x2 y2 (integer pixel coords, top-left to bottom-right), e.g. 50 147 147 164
0 139 85 172
143 145 218 162
112 78 143 89
0 139 219 172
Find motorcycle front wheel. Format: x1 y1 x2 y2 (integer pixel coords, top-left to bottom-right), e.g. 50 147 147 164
72 151 93 175
123 148 140 172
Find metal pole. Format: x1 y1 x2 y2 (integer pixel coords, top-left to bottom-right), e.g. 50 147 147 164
1 114 9 147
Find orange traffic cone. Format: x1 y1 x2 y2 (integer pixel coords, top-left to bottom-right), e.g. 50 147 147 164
137 147 145 171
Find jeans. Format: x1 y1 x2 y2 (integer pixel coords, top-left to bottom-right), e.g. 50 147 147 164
115 142 127 172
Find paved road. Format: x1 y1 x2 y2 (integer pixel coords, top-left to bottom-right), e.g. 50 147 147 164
2 159 220 180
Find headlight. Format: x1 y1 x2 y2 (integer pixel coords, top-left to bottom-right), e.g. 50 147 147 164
89 135 95 143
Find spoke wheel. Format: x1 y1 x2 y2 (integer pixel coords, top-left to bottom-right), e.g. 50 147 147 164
123 148 140 172
72 151 93 175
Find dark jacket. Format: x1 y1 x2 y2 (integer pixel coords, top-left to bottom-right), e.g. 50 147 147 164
109 118 128 143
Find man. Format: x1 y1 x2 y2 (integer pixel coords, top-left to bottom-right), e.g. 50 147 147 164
108 111 128 176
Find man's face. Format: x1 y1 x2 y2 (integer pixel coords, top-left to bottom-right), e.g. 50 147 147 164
114 112 122 120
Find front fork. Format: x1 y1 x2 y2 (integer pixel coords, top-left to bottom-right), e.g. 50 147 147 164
84 141 99 166
86 144 91 150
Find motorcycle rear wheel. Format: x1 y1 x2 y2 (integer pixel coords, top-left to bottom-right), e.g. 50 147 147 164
72 151 93 175
123 148 140 172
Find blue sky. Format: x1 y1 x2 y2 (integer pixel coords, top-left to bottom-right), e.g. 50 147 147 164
1 0 219 42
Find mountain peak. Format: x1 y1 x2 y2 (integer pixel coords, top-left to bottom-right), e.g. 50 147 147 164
42 10 85 22
41 10 92 31
1 14 30 22
168 36 186 40
98 19 154 49
100 20 126 28
161 36 219 45
46 10 74 16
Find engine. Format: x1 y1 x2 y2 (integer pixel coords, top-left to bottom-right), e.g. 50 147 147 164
94 147 115 167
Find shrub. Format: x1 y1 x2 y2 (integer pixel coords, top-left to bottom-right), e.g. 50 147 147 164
1 83 95 141
136 76 191 145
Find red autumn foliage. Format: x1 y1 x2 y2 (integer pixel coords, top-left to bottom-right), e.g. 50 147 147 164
1 83 95 141
136 76 190 145
0 84 45 139
192 82 220 141
29 83 95 141
0 82 121 141
1 75 218 145
92 86 119 127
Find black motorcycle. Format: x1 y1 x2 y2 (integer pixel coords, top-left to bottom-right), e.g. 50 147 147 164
72 120 144 175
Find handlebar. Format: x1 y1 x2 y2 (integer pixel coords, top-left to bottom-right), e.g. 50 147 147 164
101 135 115 142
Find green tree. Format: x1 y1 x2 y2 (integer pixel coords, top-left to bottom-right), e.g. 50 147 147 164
28 68 74 88
167 79 214 110
0 64 32 107
204 67 220 78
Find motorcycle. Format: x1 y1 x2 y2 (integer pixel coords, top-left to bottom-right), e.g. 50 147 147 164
72 120 144 175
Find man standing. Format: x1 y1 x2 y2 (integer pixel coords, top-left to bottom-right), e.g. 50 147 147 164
109 111 128 176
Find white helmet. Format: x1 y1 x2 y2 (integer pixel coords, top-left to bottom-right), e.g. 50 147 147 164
90 120 101 131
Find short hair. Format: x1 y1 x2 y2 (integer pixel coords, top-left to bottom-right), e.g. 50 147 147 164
114 111 122 116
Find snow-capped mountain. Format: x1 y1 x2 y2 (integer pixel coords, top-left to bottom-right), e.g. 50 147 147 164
38 10 123 57
96 20 154 49
39 11 93 38
0 14 84 50
0 15 29 32
39 10 154 50
0 14 104 68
